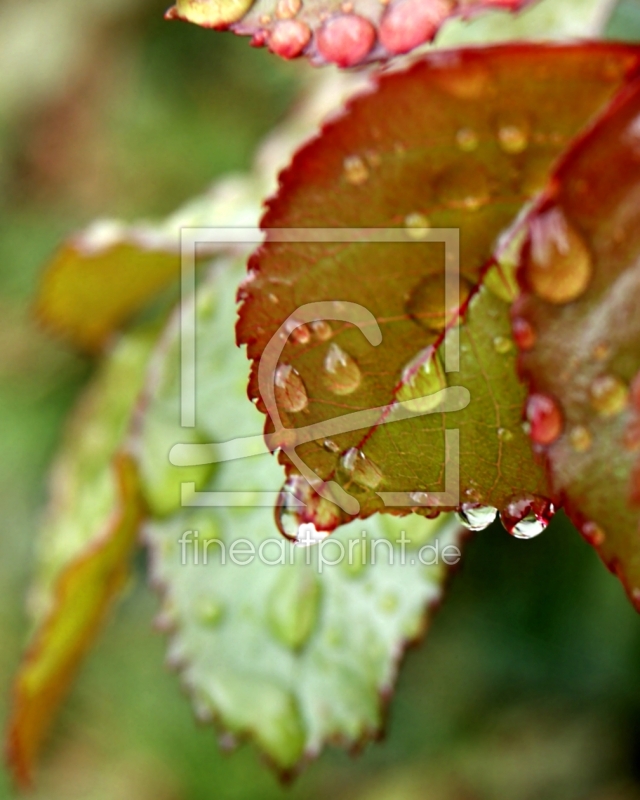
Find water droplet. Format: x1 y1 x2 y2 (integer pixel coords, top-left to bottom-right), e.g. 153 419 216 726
438 164 491 212
484 262 518 303
406 273 473 332
404 212 430 239
317 14 375 67
275 0 301 18
286 319 311 344
277 474 341 541
500 494 556 539
569 425 592 453
527 207 593 304
268 19 311 58
456 128 480 152
498 124 529 154
343 154 369 186
512 317 537 350
526 393 564 446
498 427 514 442
311 320 333 341
275 364 308 413
198 598 224 626
582 521 606 547
339 448 383 489
398 348 447 413
379 0 449 54
589 374 629 417
456 504 498 532
267 567 321 650
323 439 340 453
323 343 362 395
493 336 513 355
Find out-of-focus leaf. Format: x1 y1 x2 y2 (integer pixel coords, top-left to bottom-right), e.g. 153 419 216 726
238 44 640 527
138 259 463 772
35 178 261 353
167 0 537 67
512 78 640 608
5 329 156 787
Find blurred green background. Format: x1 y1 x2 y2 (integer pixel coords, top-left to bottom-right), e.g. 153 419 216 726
2 1 640 797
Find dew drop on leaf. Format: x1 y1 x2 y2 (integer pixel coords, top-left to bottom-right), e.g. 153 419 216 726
497 124 529 154
589 374 629 418
343 154 369 186
582 520 606 547
456 128 480 153
339 447 383 490
317 14 375 67
276 475 341 542
512 316 537 350
275 364 309 412
323 439 340 453
406 273 473 332
438 163 491 212
323 343 362 395
497 427 514 443
286 320 311 344
527 207 593 304
198 598 225 627
569 425 593 454
526 393 564 446
311 320 333 341
455 504 498 532
268 19 311 59
404 212 430 239
500 494 556 540
492 335 513 355
397 348 447 413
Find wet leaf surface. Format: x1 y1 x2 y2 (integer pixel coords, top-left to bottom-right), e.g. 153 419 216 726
238 44 640 528
513 78 640 607
139 259 463 772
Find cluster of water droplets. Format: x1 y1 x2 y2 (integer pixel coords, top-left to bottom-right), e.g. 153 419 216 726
455 493 556 540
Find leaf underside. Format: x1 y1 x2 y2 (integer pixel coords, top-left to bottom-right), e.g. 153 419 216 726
238 44 640 528
514 78 640 607
168 0 537 67
139 259 463 772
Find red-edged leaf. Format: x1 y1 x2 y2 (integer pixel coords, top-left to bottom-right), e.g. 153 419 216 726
167 0 536 67
513 78 640 608
238 44 640 532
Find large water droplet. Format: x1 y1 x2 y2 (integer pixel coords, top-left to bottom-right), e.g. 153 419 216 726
397 348 447 413
500 494 556 539
317 14 375 67
276 474 341 542
268 19 311 59
526 393 564 446
267 566 321 650
456 504 498 532
406 273 473 332
589 374 629 417
323 343 362 395
275 364 308 413
339 448 383 489
527 207 593 304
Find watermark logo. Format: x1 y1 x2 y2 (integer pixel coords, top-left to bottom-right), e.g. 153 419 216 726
169 226 467 516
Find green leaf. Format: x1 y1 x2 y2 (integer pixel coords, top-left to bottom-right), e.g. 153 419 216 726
5 329 155 787
238 44 640 527
513 77 640 608
35 178 260 353
167 0 537 67
138 259 463 772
